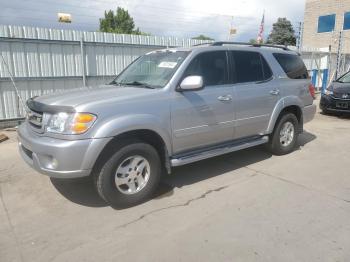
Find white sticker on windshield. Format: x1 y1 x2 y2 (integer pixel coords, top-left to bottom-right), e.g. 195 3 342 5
158 61 178 68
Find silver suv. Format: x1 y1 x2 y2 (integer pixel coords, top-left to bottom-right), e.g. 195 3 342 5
18 42 316 208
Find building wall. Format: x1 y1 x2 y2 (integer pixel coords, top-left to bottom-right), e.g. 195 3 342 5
303 0 350 53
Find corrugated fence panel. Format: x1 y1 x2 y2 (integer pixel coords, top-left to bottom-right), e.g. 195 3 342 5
0 41 11 78
26 43 40 77
39 44 53 77
0 24 212 120
51 44 64 77
12 42 27 77
85 44 97 76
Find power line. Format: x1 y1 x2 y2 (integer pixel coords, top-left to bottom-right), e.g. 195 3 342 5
1 5 233 28
0 1 239 37
0 15 226 37
0 0 260 39
9 0 241 20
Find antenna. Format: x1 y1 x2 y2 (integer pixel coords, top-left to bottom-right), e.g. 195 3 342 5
0 53 28 114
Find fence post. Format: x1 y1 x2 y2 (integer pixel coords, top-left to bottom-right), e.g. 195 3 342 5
311 69 318 87
80 35 86 87
322 69 329 93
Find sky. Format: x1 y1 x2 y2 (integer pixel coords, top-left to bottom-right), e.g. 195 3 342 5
0 0 306 41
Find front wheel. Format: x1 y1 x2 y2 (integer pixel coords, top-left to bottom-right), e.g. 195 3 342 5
267 113 299 155
94 141 161 208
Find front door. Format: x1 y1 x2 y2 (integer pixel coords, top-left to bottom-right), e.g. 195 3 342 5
171 51 235 154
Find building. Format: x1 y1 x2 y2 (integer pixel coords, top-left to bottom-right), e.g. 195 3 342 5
303 0 350 53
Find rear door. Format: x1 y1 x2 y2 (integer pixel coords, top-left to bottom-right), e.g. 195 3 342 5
230 50 280 139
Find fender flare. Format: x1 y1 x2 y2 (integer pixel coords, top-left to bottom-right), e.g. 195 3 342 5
266 96 303 134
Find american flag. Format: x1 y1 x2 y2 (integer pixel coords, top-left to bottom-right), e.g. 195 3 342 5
257 12 265 44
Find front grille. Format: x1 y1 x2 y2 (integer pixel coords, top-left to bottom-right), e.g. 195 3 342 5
27 110 43 129
333 92 350 100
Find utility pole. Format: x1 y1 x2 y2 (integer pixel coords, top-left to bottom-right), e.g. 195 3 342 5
335 30 343 79
228 16 236 41
296 22 304 52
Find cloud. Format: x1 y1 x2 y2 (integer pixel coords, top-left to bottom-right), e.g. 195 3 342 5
0 0 305 41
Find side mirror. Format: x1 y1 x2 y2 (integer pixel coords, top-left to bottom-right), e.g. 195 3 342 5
178 76 204 91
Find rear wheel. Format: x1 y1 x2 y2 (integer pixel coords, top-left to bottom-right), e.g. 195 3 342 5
94 141 161 208
267 113 299 155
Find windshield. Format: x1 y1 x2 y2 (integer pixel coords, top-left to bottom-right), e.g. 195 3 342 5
111 50 189 88
337 71 350 83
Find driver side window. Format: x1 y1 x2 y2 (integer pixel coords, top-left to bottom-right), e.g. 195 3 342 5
184 51 228 86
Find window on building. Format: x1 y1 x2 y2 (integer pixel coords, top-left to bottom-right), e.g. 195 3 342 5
317 14 336 33
344 12 350 30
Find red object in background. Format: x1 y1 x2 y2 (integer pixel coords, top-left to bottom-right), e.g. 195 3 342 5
257 12 265 44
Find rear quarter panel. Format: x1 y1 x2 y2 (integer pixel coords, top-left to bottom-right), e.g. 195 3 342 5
263 50 313 134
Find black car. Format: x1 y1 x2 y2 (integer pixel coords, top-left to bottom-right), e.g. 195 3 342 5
320 71 350 114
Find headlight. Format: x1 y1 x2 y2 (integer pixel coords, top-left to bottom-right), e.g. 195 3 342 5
46 112 97 134
324 86 333 96
324 89 333 96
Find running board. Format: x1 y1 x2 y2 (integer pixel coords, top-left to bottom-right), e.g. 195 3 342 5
170 136 269 167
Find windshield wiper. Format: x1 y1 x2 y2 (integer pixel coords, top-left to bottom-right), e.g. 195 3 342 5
122 81 156 89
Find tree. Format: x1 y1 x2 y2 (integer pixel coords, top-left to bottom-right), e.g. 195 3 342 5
267 18 296 46
192 34 214 41
99 7 146 35
249 38 258 44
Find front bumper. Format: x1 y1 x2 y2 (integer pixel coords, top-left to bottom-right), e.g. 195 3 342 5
17 122 111 178
320 94 350 113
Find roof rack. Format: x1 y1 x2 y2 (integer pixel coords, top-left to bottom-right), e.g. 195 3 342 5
198 41 290 51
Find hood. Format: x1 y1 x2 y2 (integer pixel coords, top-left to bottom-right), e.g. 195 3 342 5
33 85 158 108
331 82 350 93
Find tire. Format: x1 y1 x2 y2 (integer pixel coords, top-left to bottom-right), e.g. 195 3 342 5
267 113 299 156
94 140 161 208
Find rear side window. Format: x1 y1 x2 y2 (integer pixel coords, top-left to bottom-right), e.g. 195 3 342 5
231 51 273 83
273 53 309 79
184 51 228 86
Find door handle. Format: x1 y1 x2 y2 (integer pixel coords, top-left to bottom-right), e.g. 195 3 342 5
217 95 232 102
269 89 280 96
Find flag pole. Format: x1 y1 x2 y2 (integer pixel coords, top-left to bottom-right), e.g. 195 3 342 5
257 10 265 44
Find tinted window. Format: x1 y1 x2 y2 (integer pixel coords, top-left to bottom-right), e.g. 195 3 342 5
273 53 309 79
184 51 228 86
344 12 350 30
318 14 336 33
232 51 272 83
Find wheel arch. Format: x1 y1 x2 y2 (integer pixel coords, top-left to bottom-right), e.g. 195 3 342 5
92 129 172 175
267 97 304 134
